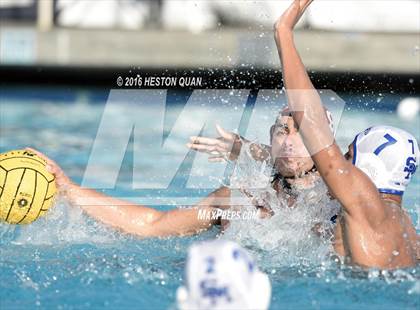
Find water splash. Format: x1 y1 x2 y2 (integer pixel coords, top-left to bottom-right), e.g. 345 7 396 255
222 142 340 267
0 195 121 246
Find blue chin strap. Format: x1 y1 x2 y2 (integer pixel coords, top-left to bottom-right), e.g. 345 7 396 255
377 188 404 196
351 134 359 166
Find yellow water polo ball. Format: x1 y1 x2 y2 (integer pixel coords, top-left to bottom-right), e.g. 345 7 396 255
0 149 56 224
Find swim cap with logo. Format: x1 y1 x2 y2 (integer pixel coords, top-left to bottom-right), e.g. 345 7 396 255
176 240 271 310
352 126 419 195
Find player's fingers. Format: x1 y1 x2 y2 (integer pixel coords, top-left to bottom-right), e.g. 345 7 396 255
214 144 230 154
189 143 226 154
300 0 313 14
25 147 41 156
187 143 207 151
25 147 53 164
25 148 63 176
216 141 231 152
284 0 300 15
25 147 47 160
216 124 234 140
47 165 61 175
187 143 218 154
189 136 220 146
208 157 226 163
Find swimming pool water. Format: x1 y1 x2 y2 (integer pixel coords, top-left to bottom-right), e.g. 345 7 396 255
0 87 419 309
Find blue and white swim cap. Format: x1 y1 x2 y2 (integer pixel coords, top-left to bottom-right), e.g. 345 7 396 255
352 126 419 196
176 240 271 310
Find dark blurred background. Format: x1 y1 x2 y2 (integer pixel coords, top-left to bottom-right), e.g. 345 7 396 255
0 0 419 92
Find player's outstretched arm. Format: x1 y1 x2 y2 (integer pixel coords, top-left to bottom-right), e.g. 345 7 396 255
26 148 225 237
273 1 385 221
61 184 228 237
187 124 271 162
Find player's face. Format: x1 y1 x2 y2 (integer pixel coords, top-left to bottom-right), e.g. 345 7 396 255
270 115 314 177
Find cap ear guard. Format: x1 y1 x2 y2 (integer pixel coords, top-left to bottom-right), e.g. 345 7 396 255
352 126 419 196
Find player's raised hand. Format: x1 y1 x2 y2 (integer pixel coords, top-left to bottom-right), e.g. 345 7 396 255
274 0 313 33
25 147 74 191
186 124 243 162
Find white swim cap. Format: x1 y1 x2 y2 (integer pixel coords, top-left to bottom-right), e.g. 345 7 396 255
176 240 271 310
352 126 419 195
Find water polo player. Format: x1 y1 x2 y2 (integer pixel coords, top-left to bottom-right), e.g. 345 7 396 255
24 101 338 237
187 106 338 227
25 107 333 238
25 86 339 237
275 0 419 268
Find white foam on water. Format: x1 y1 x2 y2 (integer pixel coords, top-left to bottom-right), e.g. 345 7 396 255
408 281 420 295
2 195 121 246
